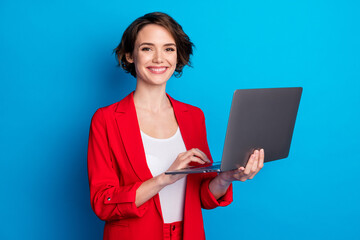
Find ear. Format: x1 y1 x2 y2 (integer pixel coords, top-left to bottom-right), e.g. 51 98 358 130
125 53 134 63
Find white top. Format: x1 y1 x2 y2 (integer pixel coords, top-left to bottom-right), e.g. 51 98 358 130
140 127 187 223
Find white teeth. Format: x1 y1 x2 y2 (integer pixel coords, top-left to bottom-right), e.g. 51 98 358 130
149 67 166 72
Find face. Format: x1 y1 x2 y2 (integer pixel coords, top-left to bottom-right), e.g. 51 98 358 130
126 24 177 87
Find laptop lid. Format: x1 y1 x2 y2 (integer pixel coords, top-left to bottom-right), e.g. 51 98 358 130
165 87 302 174
220 87 302 171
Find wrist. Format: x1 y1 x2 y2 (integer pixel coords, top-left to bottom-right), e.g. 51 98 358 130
209 174 232 200
156 173 171 188
216 174 232 188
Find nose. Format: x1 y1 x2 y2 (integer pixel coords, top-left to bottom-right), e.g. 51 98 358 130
153 49 164 63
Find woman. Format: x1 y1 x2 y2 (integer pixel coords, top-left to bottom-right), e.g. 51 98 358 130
87 12 264 240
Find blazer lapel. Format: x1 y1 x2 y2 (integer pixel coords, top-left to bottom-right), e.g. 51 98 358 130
167 94 194 151
114 92 153 182
168 94 200 235
114 92 196 222
114 92 163 221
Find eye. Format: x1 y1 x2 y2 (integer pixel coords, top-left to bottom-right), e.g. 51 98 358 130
141 47 151 51
165 47 176 52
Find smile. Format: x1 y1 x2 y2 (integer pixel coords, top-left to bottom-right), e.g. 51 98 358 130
147 67 168 74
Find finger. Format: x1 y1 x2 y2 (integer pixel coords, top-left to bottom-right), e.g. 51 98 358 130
244 152 257 175
251 149 265 178
192 148 210 163
250 150 263 177
178 150 196 161
248 167 258 179
187 155 208 165
184 148 210 163
249 162 259 179
258 148 265 169
251 150 260 171
174 155 206 170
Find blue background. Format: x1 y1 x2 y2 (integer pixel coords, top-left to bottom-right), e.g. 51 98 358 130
1 0 359 239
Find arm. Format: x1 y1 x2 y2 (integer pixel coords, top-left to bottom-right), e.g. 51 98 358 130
88 109 210 220
88 109 148 221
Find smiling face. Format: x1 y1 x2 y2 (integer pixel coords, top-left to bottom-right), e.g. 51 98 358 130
126 24 177 87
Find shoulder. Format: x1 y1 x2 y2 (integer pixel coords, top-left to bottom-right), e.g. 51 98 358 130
91 102 116 122
94 101 118 116
170 96 205 118
90 92 132 122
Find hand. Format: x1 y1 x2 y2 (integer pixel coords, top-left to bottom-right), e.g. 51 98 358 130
218 149 264 184
163 148 210 185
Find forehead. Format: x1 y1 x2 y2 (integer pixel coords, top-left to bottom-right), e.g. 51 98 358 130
135 24 175 45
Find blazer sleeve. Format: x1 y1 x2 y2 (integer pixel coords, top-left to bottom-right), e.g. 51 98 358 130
197 109 233 209
87 108 149 221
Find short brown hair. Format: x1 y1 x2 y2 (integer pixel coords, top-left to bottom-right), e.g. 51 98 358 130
114 12 194 78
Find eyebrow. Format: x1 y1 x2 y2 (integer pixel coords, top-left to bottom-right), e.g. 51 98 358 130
139 42 176 47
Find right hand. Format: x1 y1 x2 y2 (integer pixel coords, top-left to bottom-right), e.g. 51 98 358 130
163 148 211 184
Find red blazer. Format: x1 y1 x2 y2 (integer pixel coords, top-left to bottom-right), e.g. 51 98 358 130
87 92 233 240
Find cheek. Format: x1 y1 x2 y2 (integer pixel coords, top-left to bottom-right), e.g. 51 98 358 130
134 52 151 65
170 54 178 66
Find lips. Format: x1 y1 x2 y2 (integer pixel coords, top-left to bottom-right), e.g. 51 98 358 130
147 66 168 74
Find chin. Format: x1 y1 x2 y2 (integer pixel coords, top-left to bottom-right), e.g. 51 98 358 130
145 75 174 85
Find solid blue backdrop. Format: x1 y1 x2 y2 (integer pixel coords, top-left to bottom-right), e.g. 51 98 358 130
1 0 359 239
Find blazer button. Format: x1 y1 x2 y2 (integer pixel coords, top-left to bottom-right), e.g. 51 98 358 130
107 197 111 201
172 225 175 231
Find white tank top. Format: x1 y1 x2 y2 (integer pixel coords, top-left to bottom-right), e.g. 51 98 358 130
140 127 187 223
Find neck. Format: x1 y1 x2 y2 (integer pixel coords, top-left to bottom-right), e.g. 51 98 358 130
133 82 170 112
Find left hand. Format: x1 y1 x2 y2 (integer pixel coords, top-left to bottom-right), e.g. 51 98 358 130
218 149 264 184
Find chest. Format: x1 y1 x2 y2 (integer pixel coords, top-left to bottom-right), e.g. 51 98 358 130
136 108 178 139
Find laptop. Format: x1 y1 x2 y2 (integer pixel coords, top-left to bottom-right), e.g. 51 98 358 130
165 87 303 174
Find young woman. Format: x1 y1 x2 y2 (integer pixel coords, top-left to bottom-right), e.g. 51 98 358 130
87 12 264 240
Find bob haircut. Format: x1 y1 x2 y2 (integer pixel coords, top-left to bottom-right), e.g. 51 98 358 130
114 12 194 78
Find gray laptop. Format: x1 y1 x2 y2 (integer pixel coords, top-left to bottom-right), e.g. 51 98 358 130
165 87 303 174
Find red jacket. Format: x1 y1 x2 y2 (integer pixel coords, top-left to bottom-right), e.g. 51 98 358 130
87 92 233 240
